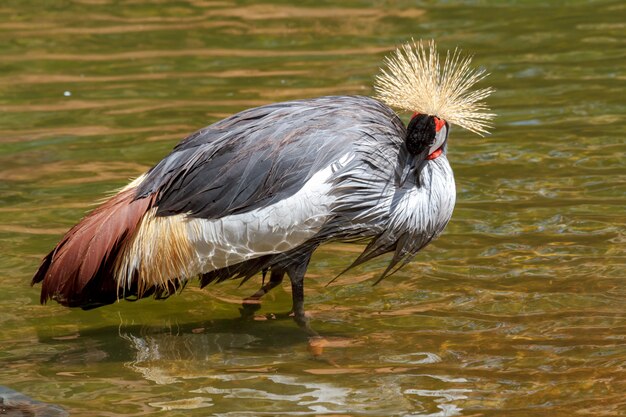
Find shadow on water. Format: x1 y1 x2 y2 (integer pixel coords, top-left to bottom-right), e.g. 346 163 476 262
22 306 469 415
31 318 441 415
34 315 337 364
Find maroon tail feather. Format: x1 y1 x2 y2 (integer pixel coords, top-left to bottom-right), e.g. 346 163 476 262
31 189 154 309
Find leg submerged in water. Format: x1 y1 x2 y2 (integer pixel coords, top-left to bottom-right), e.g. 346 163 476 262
238 250 318 336
286 253 318 337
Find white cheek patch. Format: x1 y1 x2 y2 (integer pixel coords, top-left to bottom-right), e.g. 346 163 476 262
429 125 447 154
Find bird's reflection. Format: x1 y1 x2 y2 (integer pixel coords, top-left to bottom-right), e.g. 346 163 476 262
113 315 313 381
116 319 360 414
120 330 265 384
113 319 470 416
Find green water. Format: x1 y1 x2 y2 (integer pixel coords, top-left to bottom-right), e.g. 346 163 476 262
1 1 625 416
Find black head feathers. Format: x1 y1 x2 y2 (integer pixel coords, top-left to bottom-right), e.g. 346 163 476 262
405 114 436 156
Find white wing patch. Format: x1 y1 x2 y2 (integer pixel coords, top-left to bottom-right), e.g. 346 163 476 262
187 161 338 271
116 153 354 293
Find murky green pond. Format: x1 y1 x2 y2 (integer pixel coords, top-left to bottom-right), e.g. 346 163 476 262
1 1 625 416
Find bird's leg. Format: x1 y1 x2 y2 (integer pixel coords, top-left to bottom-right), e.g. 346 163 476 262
290 276 306 327
286 253 318 337
240 268 284 318
245 268 285 302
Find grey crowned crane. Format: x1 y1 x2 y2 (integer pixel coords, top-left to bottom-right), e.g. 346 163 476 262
32 40 494 332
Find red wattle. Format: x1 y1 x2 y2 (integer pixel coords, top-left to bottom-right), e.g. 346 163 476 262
427 148 443 160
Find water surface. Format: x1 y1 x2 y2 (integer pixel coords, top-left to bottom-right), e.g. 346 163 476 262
1 1 625 416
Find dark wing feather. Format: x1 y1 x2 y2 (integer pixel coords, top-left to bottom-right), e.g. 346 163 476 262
136 96 377 219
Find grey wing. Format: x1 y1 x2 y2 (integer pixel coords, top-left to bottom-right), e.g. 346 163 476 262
136 96 376 219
